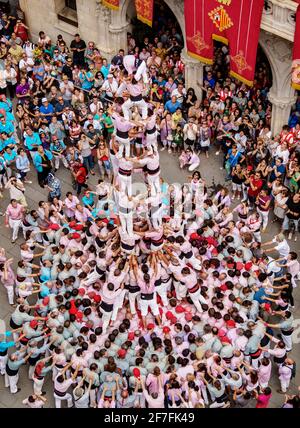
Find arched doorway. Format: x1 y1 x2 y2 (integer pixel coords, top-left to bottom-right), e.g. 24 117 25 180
126 0 184 51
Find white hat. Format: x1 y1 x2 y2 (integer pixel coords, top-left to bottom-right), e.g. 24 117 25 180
107 74 113 78
42 97 48 103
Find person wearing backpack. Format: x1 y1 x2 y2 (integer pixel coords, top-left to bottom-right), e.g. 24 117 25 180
278 358 295 393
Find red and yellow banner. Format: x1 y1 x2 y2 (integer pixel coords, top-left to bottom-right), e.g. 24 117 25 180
185 0 265 86
135 0 154 27
102 0 119 10
292 0 300 90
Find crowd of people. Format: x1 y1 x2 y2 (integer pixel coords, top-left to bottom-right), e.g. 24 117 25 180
0 5 300 409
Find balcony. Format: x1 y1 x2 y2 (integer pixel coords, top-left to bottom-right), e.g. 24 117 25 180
261 0 298 42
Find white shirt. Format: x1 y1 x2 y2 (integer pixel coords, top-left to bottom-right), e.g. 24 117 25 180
272 238 290 257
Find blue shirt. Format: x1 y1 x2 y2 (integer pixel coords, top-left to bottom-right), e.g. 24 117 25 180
82 193 95 208
79 71 94 90
3 149 17 164
165 100 181 114
227 149 242 167
50 140 66 154
253 288 267 304
33 150 53 172
40 103 55 123
101 65 110 79
25 133 42 151
0 121 14 135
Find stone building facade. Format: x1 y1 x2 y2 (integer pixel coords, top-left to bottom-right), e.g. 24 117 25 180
18 0 299 134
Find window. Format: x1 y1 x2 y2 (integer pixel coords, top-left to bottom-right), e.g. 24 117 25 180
65 0 77 10
57 0 78 27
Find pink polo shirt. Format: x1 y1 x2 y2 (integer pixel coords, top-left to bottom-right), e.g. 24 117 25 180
6 204 24 220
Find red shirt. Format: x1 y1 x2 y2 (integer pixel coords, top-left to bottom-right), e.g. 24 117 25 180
248 178 263 197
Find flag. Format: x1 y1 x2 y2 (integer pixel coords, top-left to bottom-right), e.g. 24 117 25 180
292 1 300 90
185 0 265 86
102 0 119 10
227 0 264 86
135 0 154 27
185 0 214 65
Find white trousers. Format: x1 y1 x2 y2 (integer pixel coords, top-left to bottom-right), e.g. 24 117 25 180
280 377 291 393
188 161 200 172
189 290 204 313
111 289 127 322
147 173 161 196
139 296 159 317
54 154 68 170
282 333 293 351
122 99 148 120
0 355 8 375
257 208 269 230
3 284 14 305
155 282 169 307
54 392 73 408
119 212 134 236
146 133 158 149
116 136 131 158
5 372 19 394
9 218 22 241
33 376 45 395
101 309 113 334
173 280 187 300
111 154 119 176
118 174 132 197
128 292 139 315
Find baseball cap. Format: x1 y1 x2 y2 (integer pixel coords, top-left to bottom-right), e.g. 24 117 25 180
185 313 192 322
236 262 244 271
226 320 236 328
93 295 101 303
71 232 81 239
43 297 50 305
166 311 173 320
175 305 185 314
73 224 84 231
118 349 127 358
147 323 155 330
30 320 38 328
163 326 171 334
49 223 60 231
133 368 141 379
128 332 135 341
42 97 48 103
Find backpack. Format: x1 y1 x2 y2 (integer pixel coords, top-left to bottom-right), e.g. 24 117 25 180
291 362 296 379
285 362 296 379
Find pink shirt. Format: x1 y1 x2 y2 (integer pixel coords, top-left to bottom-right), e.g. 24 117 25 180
6 204 24 220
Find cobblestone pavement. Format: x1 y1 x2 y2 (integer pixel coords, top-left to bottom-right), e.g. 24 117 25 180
0 148 299 408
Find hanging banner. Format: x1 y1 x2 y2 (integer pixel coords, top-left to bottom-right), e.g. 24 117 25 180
135 0 154 27
185 0 265 86
227 0 265 86
102 0 119 10
292 0 300 90
185 0 214 65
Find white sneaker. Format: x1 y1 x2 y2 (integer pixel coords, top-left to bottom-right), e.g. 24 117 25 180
168 149 172 154
160 147 165 152
288 232 292 240
215 151 220 155
232 195 235 200
295 236 297 242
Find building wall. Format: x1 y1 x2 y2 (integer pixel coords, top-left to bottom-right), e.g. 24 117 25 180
19 0 297 133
